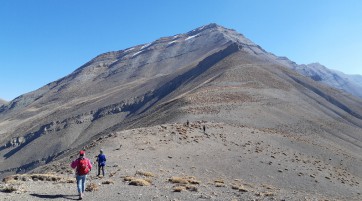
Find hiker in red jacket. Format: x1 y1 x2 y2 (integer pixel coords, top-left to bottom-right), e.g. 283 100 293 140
71 150 92 200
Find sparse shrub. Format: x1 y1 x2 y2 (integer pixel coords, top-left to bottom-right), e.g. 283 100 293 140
109 171 117 177
188 179 201 184
65 178 76 183
86 183 98 192
29 174 62 182
263 191 275 196
169 176 200 185
231 184 248 192
169 177 189 184
168 176 201 184
173 185 186 192
136 170 155 177
214 179 224 184
214 179 226 187
102 180 114 185
3 173 64 184
2 176 16 184
144 178 153 184
1 185 18 193
122 176 136 182
123 175 151 186
186 185 198 192
215 183 226 187
129 179 151 186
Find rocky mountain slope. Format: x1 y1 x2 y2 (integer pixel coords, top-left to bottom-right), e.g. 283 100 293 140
1 122 362 200
0 23 272 175
276 57 362 98
0 24 362 200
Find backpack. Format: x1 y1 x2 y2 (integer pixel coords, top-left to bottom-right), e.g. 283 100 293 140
77 158 90 175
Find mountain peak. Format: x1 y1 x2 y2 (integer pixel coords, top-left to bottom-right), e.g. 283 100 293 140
0 98 7 105
191 23 225 32
183 23 259 49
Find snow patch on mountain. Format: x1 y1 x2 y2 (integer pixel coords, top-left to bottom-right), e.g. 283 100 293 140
140 43 151 50
185 33 200 41
132 50 144 57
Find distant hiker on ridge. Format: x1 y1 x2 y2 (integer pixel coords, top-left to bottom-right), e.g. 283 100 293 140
96 149 106 176
71 150 92 200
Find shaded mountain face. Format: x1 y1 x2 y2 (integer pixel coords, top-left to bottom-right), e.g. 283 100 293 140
0 23 361 177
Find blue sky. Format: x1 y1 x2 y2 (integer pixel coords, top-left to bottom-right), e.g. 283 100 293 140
1 0 361 101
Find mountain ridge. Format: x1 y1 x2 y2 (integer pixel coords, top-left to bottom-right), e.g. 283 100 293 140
2 23 361 103
0 99 7 106
292 62 362 98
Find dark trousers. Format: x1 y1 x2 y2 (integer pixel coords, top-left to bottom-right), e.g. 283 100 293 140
97 164 105 176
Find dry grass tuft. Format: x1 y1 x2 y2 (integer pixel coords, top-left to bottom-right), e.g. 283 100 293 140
109 172 117 177
136 170 155 177
186 185 198 192
144 178 153 184
2 176 17 184
122 175 151 186
169 177 189 184
3 174 63 184
172 184 198 192
263 191 275 196
129 179 151 186
188 179 201 184
215 182 226 187
214 179 226 187
261 183 275 190
30 174 62 182
102 180 114 185
122 176 137 182
169 176 201 185
231 184 248 192
173 185 186 192
214 179 225 184
64 178 76 183
1 185 18 193
86 183 99 192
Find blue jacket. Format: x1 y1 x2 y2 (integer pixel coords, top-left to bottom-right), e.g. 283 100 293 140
97 154 106 166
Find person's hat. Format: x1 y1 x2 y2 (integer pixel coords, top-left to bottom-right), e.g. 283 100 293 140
79 150 85 155
100 149 103 153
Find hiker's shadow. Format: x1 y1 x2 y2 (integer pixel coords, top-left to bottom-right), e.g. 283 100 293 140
30 193 79 200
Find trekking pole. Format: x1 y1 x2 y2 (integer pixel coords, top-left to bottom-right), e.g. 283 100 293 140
96 162 98 177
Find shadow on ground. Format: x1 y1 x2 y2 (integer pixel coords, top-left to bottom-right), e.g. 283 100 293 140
30 193 79 200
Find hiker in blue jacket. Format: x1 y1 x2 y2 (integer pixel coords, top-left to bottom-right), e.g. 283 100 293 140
96 149 106 176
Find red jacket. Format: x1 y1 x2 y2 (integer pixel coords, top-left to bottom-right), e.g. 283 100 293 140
71 157 92 175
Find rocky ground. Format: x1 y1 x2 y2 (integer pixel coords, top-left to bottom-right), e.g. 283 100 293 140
1 122 361 200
